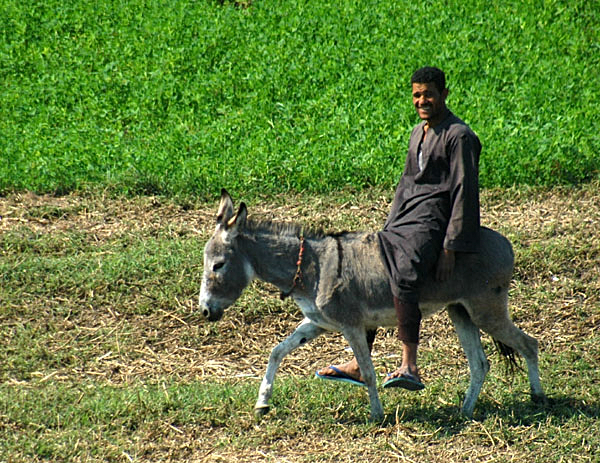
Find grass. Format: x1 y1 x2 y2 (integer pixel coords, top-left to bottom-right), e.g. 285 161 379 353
1 184 599 461
1 0 599 198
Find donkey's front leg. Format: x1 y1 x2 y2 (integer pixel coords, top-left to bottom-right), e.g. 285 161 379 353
255 318 325 418
343 326 384 422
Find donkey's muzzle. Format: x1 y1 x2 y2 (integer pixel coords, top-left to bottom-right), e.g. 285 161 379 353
200 302 224 322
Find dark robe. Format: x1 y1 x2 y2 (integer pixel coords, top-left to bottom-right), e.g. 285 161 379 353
377 111 481 302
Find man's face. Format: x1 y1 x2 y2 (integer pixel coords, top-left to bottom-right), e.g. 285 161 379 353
412 82 448 124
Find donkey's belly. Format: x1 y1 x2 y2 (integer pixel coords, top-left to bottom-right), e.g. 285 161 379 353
362 307 398 329
294 296 347 331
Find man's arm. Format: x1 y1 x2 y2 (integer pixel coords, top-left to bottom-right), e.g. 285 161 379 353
438 127 481 281
443 130 481 252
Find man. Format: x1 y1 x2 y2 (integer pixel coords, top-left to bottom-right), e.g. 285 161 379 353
316 66 481 390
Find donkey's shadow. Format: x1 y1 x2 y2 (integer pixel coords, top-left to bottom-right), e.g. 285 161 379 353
380 394 599 433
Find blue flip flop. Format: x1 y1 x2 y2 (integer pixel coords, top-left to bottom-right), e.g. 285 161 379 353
315 365 366 387
383 373 425 391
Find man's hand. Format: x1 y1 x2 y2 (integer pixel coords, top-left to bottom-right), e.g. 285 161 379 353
436 248 455 281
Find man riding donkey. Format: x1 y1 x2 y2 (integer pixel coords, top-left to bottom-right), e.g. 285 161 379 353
316 66 481 390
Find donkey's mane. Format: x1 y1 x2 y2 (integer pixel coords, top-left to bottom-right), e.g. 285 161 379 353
244 218 347 240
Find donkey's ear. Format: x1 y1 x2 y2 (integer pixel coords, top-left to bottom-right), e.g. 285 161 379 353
226 202 247 232
216 188 235 225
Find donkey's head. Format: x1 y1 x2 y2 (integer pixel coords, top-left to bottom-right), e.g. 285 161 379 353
200 189 254 321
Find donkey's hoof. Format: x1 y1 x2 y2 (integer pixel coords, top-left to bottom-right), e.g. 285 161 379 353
532 393 549 406
460 404 475 419
254 405 270 419
369 410 385 423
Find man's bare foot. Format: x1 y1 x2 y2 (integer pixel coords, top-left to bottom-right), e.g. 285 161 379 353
382 365 424 390
386 365 420 381
315 358 365 385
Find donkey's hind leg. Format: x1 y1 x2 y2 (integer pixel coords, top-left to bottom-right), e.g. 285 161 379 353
255 317 325 418
469 296 546 405
447 304 490 417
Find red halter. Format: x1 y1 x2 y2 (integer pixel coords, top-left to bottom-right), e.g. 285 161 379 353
280 235 305 300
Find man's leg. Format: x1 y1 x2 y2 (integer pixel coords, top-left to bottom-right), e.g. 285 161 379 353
383 297 424 390
315 329 376 383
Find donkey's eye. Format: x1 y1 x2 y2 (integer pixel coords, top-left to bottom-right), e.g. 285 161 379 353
212 262 225 272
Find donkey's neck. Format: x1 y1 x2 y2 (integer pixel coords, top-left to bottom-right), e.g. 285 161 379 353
239 220 314 293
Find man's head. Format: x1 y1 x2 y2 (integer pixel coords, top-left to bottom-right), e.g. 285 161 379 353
411 66 449 127
411 67 446 93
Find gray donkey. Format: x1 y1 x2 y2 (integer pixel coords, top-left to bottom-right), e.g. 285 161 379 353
200 189 546 421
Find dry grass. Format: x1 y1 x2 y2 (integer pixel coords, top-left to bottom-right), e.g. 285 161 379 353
1 183 599 462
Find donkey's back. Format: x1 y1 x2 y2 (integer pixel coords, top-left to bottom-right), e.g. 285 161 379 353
313 227 514 329
419 226 513 309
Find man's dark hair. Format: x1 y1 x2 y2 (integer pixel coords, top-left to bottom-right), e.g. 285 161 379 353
411 67 446 93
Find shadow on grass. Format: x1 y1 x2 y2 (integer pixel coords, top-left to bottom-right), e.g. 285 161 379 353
493 394 600 423
380 394 600 435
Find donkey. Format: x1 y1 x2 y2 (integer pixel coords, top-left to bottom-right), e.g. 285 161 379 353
200 189 546 421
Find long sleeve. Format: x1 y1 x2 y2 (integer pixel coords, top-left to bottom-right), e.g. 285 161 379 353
443 130 481 252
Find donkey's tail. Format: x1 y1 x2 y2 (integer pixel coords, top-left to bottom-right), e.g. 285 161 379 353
493 339 524 374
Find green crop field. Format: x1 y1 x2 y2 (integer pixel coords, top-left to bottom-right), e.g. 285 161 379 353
1 0 599 198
